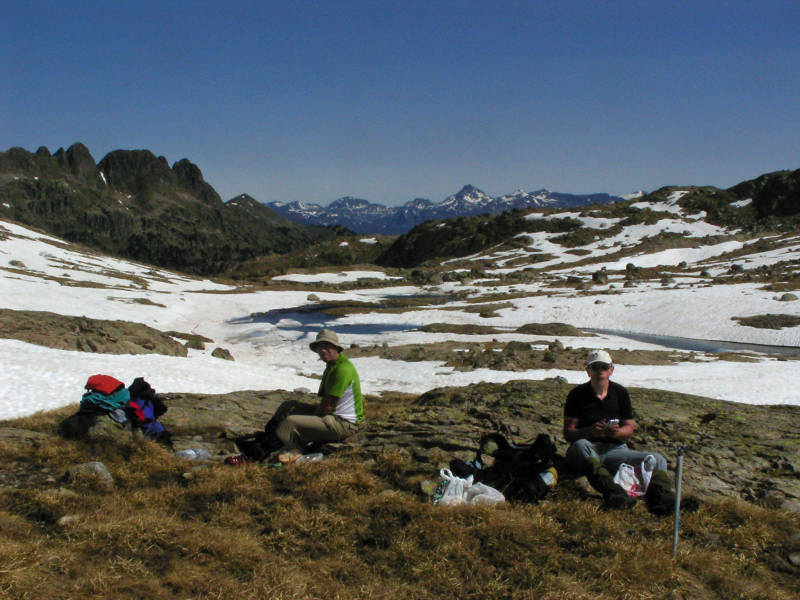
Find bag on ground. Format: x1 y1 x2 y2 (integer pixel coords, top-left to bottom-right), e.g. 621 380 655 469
613 454 657 497
450 432 559 503
436 468 505 506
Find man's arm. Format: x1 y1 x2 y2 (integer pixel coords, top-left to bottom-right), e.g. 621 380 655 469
315 394 339 416
563 417 636 442
564 416 606 442
604 418 635 442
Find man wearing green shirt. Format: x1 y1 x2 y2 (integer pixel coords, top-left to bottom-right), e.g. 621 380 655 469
266 329 364 463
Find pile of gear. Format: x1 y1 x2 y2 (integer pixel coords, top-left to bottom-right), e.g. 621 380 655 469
59 374 172 447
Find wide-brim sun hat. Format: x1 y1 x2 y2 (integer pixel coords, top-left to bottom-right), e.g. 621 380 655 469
309 328 343 352
585 349 613 366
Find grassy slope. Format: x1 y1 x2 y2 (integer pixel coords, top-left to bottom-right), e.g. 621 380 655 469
1 385 799 599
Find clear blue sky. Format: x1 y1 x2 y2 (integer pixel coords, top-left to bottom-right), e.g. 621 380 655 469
3 1 799 206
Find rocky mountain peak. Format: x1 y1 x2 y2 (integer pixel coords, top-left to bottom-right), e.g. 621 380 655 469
404 198 433 209
330 196 372 209
54 142 96 180
172 158 221 205
98 149 176 195
227 193 259 207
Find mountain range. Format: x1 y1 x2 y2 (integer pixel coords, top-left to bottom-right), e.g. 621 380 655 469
267 186 626 234
2 142 797 276
0 143 344 275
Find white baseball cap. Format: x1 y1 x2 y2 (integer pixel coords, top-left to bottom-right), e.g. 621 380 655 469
586 349 613 366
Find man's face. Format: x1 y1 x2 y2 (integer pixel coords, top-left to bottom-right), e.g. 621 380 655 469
586 361 613 384
316 342 340 363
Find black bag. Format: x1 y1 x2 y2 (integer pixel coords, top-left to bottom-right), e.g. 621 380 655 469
450 433 559 503
234 430 281 462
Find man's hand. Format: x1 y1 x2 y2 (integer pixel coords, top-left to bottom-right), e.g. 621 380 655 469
605 419 635 441
315 394 338 417
592 420 609 439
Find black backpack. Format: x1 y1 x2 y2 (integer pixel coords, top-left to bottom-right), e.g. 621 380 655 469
450 433 559 503
233 430 283 462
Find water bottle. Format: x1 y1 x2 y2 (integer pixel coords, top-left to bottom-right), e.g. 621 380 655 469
295 452 324 463
539 466 557 487
175 448 212 460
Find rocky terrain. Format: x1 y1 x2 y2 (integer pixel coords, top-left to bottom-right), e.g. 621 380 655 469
2 379 798 515
0 309 190 356
0 144 344 274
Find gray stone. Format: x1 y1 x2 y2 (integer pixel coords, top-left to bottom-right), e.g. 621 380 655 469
780 498 800 515
55 487 80 499
211 347 234 361
68 461 114 489
86 416 136 443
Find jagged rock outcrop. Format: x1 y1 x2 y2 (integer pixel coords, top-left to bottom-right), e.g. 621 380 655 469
55 143 97 181
172 158 221 205
98 149 176 195
0 144 339 274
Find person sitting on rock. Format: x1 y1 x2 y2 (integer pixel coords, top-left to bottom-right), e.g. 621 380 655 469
226 329 364 465
563 349 677 514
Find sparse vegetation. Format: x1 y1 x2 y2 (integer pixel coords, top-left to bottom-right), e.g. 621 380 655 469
733 313 800 329
348 342 712 371
0 309 189 356
1 382 799 599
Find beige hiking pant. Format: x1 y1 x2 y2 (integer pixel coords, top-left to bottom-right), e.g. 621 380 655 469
272 400 358 450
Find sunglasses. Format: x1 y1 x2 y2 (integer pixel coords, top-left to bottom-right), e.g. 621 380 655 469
589 363 612 372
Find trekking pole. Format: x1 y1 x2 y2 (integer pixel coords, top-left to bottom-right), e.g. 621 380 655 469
672 446 685 558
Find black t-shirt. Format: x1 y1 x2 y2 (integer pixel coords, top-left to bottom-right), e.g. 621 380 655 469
564 381 634 432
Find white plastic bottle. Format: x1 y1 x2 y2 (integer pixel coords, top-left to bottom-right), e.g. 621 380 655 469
295 452 324 463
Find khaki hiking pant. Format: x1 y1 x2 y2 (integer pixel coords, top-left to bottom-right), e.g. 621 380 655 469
271 400 358 450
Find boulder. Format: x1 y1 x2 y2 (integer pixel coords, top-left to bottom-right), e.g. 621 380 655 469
212 347 234 361
68 461 114 490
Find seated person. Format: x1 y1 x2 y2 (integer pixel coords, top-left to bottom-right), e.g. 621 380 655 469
563 349 676 514
227 329 364 465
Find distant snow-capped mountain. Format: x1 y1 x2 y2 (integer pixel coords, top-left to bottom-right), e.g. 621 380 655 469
266 185 625 234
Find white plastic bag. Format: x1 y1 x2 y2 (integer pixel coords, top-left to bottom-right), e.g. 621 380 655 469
613 455 657 498
613 463 642 496
464 481 505 505
437 468 505 506
438 468 470 505
639 454 656 492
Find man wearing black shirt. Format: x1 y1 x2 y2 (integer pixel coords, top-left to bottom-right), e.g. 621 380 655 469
564 349 676 513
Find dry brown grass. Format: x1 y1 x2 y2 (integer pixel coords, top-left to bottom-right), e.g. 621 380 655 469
1 414 799 600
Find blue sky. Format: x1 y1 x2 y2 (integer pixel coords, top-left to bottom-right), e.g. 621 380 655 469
3 1 799 206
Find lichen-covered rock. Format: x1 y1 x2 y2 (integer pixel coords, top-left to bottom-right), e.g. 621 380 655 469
211 347 234 361
0 309 188 356
68 461 114 489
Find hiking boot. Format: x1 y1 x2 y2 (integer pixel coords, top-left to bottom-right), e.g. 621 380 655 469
585 458 636 510
645 469 677 515
224 454 251 466
602 489 637 510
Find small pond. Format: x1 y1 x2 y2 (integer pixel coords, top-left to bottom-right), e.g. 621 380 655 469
230 304 422 336
587 328 800 358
